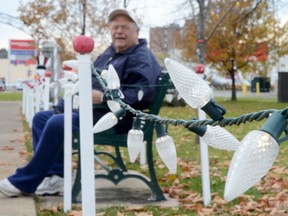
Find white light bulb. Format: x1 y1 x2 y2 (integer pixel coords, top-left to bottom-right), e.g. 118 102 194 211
62 82 75 98
224 130 279 201
164 58 212 108
63 70 78 81
156 135 177 174
201 125 240 151
101 69 108 80
70 80 79 95
92 112 118 133
127 129 144 163
165 94 173 103
107 100 121 113
138 89 144 101
73 95 79 109
59 78 68 86
107 65 120 89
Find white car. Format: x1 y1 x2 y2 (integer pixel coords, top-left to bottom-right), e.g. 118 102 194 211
15 80 24 91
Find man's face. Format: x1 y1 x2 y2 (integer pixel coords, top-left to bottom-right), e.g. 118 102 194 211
109 15 139 53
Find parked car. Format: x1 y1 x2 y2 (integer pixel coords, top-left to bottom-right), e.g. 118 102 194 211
15 79 24 91
0 80 6 91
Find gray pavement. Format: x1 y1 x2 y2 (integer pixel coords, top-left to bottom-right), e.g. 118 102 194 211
0 101 36 216
0 101 178 215
213 88 278 98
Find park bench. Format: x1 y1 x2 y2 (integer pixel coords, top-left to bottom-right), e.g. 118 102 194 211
71 72 172 203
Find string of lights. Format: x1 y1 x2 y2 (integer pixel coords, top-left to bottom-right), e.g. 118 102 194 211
90 58 288 202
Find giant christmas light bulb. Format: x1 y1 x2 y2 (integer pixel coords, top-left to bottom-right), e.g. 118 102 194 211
155 123 177 174
103 65 124 100
107 64 120 89
224 111 287 201
92 106 125 134
164 58 226 121
188 125 240 151
107 100 121 113
63 70 78 82
127 117 144 163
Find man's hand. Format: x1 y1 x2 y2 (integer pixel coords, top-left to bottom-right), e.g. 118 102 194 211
92 90 104 104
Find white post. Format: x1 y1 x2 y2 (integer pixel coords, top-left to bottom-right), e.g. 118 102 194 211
25 85 30 121
63 89 72 212
198 108 211 206
22 84 26 115
44 77 50 110
77 54 96 216
35 85 40 113
27 88 34 128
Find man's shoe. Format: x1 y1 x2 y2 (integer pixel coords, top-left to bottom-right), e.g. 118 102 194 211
36 175 64 196
0 179 22 197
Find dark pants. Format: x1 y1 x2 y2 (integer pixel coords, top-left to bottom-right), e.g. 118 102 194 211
8 110 80 193
8 108 133 193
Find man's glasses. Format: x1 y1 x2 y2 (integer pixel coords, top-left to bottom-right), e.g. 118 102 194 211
110 24 136 32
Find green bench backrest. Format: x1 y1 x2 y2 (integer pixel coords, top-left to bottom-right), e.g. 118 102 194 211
73 72 171 148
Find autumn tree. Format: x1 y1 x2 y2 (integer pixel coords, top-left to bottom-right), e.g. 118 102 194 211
205 0 288 100
178 0 238 64
18 0 121 60
179 0 288 100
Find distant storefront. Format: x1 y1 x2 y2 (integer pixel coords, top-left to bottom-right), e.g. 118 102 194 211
0 59 36 84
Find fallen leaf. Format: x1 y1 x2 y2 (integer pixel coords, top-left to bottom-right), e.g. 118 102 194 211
1 146 15 151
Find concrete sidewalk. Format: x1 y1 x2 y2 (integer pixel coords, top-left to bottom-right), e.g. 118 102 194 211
0 101 178 215
0 101 36 216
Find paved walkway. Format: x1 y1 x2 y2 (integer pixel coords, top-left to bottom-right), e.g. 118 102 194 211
0 101 36 216
0 101 178 215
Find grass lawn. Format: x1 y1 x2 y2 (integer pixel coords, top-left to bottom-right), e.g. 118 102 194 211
18 94 288 215
0 91 22 101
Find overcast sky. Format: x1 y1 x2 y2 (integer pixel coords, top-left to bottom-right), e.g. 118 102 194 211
0 0 287 50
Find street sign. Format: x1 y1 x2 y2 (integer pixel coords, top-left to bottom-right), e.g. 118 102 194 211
9 39 36 65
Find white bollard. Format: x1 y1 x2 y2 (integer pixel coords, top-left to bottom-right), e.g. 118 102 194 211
77 54 96 216
34 85 40 113
27 87 34 128
63 88 72 212
198 108 211 206
44 77 51 110
22 84 27 115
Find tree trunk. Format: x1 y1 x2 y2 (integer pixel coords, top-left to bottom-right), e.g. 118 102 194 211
230 69 237 101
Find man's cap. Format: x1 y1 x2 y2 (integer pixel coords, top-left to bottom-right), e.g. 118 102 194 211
108 9 139 27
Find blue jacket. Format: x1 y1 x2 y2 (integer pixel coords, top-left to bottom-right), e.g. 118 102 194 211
54 39 161 133
93 38 161 110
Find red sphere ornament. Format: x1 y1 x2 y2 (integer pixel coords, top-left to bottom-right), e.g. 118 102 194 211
45 71 52 77
73 35 95 54
197 39 204 43
195 64 205 74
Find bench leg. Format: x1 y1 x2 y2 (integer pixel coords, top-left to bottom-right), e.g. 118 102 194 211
115 146 127 171
72 151 82 203
147 140 166 201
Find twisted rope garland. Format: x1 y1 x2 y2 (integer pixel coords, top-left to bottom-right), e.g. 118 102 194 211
92 66 288 131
